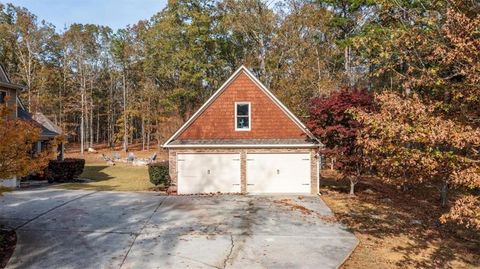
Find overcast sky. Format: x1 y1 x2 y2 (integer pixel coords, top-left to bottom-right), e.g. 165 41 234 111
6 0 167 31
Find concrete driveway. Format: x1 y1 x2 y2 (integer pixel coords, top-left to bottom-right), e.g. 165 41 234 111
0 189 357 269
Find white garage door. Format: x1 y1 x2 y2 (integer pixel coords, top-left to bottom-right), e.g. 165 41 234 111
177 153 241 194
246 153 311 193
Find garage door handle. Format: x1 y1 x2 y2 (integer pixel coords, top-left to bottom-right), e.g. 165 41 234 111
247 184 254 186
207 170 210 174
232 184 240 186
277 169 280 174
302 183 310 186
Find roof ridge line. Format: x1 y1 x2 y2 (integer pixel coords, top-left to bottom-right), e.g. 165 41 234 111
163 66 321 147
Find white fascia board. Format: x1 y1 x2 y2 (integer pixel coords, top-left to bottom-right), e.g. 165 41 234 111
164 144 319 149
241 67 320 143
163 65 322 148
163 66 247 147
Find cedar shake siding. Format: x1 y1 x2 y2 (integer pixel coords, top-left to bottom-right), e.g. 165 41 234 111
177 72 306 140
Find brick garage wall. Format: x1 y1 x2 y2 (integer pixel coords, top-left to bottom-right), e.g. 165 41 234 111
177 72 307 140
168 148 319 194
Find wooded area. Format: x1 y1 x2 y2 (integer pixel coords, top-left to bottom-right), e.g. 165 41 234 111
1 0 478 152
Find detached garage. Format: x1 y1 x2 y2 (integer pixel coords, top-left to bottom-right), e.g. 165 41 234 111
164 66 322 195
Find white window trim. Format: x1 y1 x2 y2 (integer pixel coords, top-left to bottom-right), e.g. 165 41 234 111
235 101 251 131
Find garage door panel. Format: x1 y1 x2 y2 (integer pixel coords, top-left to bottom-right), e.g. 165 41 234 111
178 154 241 194
247 153 311 193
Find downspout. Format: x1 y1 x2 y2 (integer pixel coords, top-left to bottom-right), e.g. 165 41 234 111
316 144 323 195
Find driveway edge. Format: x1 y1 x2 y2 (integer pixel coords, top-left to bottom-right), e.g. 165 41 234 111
336 233 359 269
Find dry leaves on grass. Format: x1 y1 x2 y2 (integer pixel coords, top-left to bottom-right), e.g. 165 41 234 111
273 198 337 223
322 184 480 269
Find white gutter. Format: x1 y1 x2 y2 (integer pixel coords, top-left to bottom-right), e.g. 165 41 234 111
164 144 319 149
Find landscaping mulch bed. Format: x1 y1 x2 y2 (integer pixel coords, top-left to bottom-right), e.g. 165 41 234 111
0 228 16 268
320 170 480 269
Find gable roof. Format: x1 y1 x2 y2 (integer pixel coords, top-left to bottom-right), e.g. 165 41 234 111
17 107 60 140
163 66 320 147
0 64 25 91
0 64 9 83
32 112 63 135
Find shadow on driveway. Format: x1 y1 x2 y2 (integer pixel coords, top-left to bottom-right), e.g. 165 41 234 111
0 189 357 269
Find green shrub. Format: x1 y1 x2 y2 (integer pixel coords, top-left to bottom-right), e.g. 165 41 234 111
47 158 85 182
148 161 170 187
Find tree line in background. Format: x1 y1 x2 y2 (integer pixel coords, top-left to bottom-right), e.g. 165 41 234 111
1 0 476 149
0 0 478 229
0 0 359 153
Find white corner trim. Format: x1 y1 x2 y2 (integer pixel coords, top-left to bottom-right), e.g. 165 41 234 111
164 144 318 149
163 65 321 148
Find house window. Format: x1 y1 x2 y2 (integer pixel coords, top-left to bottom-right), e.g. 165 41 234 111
235 102 251 131
0 91 6 104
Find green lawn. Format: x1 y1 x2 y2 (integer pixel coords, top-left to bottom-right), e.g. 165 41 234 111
54 162 155 191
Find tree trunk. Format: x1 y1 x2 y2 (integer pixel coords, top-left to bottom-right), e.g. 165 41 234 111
130 117 134 144
259 36 267 86
107 104 111 147
349 179 356 195
60 46 67 128
441 181 448 207
344 46 352 87
89 100 93 148
85 102 89 148
80 82 85 155
315 47 322 93
27 47 32 110
330 158 335 170
87 98 91 148
122 71 128 152
146 115 151 151
147 128 151 151
112 97 117 148
108 76 113 148
156 119 161 150
96 107 100 144
141 114 145 151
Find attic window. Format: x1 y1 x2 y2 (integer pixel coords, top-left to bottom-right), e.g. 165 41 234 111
235 102 251 131
0 91 6 104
